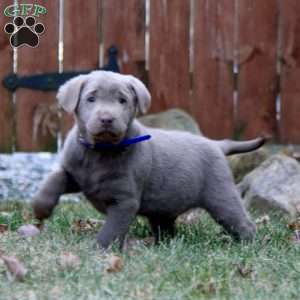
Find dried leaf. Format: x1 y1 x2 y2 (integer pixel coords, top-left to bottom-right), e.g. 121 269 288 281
58 252 81 270
142 237 155 247
255 215 270 225
17 224 40 238
237 265 254 278
106 255 124 273
288 219 300 231
262 234 272 243
71 218 103 233
206 278 216 294
195 278 216 294
86 218 104 228
22 209 31 222
71 219 93 232
125 237 155 253
289 230 300 245
0 224 8 234
1 255 28 281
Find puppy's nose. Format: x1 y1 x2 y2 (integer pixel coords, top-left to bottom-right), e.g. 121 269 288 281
100 116 114 125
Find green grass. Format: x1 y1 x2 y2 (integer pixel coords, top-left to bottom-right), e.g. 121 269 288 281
0 201 299 300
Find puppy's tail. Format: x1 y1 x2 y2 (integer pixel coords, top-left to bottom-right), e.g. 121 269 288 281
216 136 267 156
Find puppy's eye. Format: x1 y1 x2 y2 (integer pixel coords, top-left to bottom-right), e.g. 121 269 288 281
119 97 127 105
87 96 95 103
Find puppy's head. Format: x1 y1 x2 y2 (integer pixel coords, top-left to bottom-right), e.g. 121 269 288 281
57 71 151 144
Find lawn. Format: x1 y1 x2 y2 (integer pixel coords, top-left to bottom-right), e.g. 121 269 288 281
0 201 299 300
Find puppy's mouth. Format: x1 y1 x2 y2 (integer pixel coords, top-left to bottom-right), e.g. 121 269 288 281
92 131 123 144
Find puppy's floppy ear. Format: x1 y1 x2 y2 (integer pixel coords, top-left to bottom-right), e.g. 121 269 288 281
127 75 151 115
57 75 87 113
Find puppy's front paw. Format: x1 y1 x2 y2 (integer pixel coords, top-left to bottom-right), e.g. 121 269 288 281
238 221 256 241
32 198 54 221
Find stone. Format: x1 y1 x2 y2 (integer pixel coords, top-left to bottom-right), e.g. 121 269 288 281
176 208 202 225
139 108 201 135
0 153 81 202
228 147 269 183
17 224 40 237
238 154 300 215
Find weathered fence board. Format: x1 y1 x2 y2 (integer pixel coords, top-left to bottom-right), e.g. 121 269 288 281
237 0 278 139
2 0 300 152
102 0 146 79
279 0 300 143
16 0 59 151
149 0 190 113
62 0 100 136
0 0 14 152
193 0 235 139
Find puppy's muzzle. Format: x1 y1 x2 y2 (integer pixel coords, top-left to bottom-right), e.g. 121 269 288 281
93 131 122 143
100 116 115 126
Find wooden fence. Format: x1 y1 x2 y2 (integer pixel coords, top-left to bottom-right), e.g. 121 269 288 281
0 0 300 153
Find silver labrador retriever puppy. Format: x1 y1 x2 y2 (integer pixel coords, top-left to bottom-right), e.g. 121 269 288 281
33 71 265 249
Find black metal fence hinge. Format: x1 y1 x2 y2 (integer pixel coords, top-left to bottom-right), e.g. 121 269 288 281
2 46 120 92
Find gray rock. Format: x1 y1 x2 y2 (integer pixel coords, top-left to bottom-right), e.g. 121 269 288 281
17 224 40 237
176 208 202 225
238 154 300 215
228 147 269 183
139 108 201 135
0 153 81 202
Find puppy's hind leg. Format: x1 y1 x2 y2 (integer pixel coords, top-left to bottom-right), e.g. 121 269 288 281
148 215 176 244
202 160 256 241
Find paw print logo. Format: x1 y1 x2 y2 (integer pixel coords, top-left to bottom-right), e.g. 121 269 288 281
4 16 45 48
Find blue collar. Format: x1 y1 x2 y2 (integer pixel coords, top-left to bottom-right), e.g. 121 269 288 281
79 134 151 150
